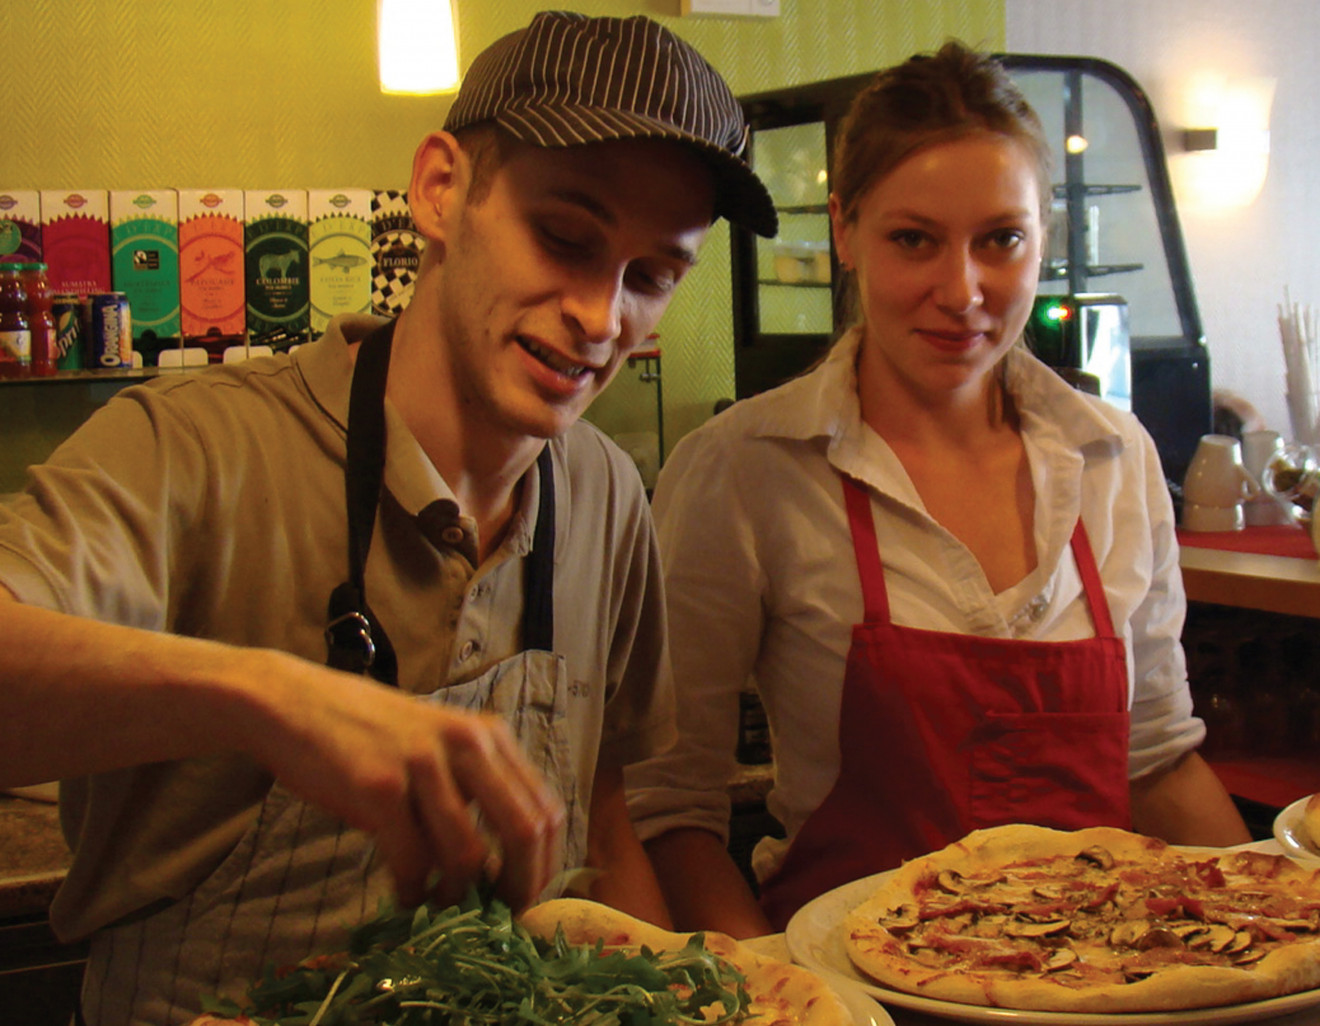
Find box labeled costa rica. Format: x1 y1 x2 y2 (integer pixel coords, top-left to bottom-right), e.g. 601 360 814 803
178 189 246 339
0 191 42 262
308 189 372 334
40 189 111 295
371 189 425 316
111 189 181 348
244 189 309 340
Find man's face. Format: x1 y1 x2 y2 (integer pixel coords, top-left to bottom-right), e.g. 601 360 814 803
432 136 714 441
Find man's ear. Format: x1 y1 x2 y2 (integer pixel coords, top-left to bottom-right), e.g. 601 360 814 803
408 130 468 243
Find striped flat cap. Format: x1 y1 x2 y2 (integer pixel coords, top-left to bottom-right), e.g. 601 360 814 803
445 11 777 238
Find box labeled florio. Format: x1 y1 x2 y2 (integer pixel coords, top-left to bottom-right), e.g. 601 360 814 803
111 190 181 347
178 189 246 339
308 189 372 334
40 189 111 295
245 189 309 339
371 189 425 316
0 191 42 262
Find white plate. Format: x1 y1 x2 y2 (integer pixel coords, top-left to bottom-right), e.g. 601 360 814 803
1274 794 1320 862
785 871 1320 1025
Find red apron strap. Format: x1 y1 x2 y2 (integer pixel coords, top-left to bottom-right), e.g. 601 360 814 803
1068 519 1117 638
842 475 890 623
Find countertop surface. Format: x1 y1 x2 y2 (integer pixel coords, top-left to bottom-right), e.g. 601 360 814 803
0 792 71 919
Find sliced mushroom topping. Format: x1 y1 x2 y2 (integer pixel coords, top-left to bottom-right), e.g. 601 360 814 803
1033 883 1067 901
1134 926 1183 950
1233 948 1266 966
1123 968 1158 983
1266 918 1316 932
1172 923 1208 941
1043 948 1079 971
1005 917 1072 938
881 904 921 932
1076 845 1115 870
1109 921 1149 949
1192 924 1238 952
936 870 966 894
1224 930 1254 956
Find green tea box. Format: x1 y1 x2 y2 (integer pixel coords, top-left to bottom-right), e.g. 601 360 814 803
41 189 111 295
308 189 372 334
111 189 181 345
245 189 309 339
0 190 42 262
178 189 246 339
371 189 425 316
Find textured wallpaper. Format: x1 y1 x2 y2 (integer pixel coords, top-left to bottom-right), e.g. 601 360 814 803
0 0 1003 459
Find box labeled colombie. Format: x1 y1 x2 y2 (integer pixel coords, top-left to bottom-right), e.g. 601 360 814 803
308 189 372 334
111 189 181 345
245 189 309 339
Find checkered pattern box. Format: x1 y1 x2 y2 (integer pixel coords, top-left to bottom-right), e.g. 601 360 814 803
308 189 372 334
371 189 425 316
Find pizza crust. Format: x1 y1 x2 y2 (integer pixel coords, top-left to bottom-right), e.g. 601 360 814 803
844 824 1320 1014
521 898 852 1026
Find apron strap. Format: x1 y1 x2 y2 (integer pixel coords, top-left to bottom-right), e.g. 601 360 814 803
325 319 558 682
1068 518 1117 638
841 475 890 624
523 446 555 652
326 319 400 686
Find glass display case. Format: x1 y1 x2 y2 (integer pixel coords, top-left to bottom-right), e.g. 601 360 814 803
731 55 1211 485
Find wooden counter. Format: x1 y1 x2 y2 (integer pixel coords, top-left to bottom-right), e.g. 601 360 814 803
1180 545 1320 618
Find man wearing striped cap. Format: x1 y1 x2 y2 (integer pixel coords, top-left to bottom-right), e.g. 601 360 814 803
0 11 776 1025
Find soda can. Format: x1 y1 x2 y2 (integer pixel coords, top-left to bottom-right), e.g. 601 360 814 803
90 292 132 368
52 293 85 370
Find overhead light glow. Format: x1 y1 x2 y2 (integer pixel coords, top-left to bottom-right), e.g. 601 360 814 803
378 0 460 95
1065 134 1089 155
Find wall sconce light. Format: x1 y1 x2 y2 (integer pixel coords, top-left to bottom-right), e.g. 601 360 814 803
378 0 460 95
1170 72 1274 213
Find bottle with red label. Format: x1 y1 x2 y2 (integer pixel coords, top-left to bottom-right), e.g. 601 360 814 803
17 262 54 376
0 263 30 378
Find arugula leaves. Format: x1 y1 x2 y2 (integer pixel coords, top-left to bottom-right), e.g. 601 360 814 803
201 894 752 1025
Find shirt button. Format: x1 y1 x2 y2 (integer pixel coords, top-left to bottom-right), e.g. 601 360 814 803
459 639 476 661
441 525 465 546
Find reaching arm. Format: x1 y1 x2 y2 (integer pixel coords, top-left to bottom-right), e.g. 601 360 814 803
644 827 772 939
1130 750 1251 847
580 762 673 927
0 588 565 911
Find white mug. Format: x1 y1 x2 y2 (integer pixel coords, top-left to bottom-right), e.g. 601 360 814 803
1240 429 1294 525
1182 434 1259 510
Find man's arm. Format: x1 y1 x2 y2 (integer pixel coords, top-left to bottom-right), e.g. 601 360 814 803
581 761 673 927
0 589 564 910
644 827 772 939
1130 749 1251 846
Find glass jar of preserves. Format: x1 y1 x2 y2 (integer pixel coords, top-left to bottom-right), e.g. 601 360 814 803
16 262 54 376
0 262 30 378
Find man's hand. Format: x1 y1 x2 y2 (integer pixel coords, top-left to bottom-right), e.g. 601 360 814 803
249 650 567 911
0 593 565 912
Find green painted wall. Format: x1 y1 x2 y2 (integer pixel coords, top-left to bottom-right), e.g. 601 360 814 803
0 0 1003 475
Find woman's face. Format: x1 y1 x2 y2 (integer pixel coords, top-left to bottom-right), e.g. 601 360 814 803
831 132 1045 403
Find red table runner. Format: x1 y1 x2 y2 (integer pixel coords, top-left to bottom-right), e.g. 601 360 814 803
1177 524 1317 559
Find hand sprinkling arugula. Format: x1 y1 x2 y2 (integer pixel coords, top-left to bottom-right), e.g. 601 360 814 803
201 892 753 1025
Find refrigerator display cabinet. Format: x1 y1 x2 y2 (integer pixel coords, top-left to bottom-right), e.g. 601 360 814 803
730 55 1211 486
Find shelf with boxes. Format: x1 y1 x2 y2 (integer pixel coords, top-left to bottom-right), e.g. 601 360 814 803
0 186 428 379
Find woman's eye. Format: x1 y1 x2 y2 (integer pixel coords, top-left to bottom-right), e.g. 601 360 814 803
889 229 927 250
539 225 591 256
986 228 1026 250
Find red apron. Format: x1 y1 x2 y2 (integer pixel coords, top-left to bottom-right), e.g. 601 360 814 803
758 474 1132 930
